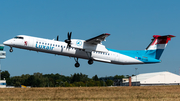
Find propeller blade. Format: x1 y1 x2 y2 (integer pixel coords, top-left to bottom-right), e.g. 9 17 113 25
57 35 59 41
65 32 72 47
69 32 72 40
68 32 69 40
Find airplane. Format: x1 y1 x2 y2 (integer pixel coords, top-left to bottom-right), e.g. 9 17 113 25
3 32 175 68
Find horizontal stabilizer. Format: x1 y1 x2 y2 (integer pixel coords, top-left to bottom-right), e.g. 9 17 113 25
146 35 175 50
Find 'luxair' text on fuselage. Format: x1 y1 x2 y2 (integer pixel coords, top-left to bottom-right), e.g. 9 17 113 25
35 42 54 50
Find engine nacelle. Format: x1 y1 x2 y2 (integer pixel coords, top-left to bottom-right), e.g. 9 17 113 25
71 39 108 52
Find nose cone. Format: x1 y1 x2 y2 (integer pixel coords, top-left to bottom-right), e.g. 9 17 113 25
3 40 11 46
3 41 8 45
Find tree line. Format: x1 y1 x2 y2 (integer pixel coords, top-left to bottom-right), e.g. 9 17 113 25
0 70 128 87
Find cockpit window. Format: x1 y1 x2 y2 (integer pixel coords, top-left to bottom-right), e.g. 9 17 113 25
14 36 24 39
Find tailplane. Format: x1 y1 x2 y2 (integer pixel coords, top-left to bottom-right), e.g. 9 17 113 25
145 35 175 59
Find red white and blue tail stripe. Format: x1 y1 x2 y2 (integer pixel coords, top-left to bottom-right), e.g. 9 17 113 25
145 35 175 59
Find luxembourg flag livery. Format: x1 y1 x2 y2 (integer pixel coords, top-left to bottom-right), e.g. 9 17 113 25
145 35 175 59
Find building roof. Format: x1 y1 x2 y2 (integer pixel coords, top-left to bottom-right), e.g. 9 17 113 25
129 71 180 84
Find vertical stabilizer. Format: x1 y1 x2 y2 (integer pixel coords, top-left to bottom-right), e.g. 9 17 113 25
145 35 175 59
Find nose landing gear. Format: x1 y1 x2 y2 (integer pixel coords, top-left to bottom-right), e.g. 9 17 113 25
9 47 13 52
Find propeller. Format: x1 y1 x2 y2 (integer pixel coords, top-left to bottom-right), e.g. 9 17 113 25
56 35 59 41
65 32 72 47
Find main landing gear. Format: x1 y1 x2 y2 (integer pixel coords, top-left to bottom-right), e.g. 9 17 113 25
74 52 94 68
88 59 93 65
9 47 13 52
74 58 80 68
86 52 94 65
74 58 94 68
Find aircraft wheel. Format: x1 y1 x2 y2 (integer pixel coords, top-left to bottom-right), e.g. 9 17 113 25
75 62 80 68
88 59 93 65
9 48 13 52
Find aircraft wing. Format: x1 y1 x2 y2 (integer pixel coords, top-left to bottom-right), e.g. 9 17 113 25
85 33 110 45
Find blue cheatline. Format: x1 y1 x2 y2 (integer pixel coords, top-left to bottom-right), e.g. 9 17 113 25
108 48 161 63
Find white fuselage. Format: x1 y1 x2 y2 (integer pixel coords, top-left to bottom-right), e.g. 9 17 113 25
3 35 144 65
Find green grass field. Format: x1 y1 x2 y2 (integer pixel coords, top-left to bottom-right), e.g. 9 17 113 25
0 86 180 101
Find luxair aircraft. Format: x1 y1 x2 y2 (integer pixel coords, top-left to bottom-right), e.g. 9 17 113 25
3 32 175 67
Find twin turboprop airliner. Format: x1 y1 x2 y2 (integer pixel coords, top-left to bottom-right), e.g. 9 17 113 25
3 32 175 67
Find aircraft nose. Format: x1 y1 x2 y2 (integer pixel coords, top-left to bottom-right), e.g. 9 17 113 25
3 40 11 46
3 41 7 45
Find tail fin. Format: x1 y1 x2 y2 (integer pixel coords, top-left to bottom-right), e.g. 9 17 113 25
145 35 175 59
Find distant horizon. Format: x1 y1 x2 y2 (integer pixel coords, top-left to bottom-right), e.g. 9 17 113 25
0 68 176 78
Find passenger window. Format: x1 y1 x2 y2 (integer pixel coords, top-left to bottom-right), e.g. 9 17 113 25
42 42 44 44
50 44 52 46
39 42 41 44
58 45 60 47
45 43 47 45
36 41 38 43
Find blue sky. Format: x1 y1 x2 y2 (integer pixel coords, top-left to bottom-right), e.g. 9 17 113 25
0 0 179 78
